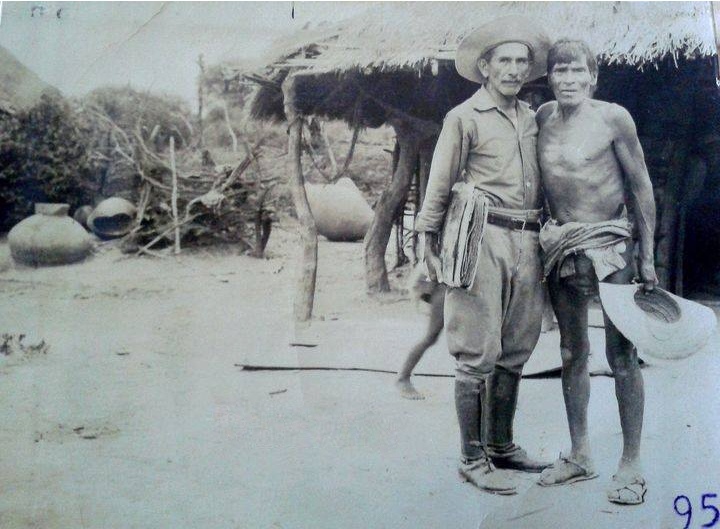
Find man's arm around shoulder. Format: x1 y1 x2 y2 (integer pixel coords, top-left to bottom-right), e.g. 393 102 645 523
536 101 556 127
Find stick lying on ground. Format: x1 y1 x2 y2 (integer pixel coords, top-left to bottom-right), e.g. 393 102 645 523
235 364 452 377
233 363 635 379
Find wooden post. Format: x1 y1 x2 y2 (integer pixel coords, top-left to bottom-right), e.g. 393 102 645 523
169 136 180 254
364 120 421 292
197 54 205 149
318 120 339 175
418 136 436 208
413 136 436 263
222 101 238 153
282 74 318 322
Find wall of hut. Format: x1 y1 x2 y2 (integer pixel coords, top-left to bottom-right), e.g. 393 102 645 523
595 57 720 296
251 55 720 296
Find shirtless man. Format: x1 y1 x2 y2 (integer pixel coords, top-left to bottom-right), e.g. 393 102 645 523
536 40 657 505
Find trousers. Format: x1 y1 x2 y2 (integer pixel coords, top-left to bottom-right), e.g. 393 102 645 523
445 208 544 381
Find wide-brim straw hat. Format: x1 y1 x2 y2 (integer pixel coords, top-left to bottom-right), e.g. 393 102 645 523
599 283 718 360
455 15 551 84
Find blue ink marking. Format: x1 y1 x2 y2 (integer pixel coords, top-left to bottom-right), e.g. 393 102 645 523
674 494 720 528
701 494 719 528
675 495 692 529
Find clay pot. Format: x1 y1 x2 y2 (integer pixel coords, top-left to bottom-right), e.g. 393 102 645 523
73 205 94 228
88 197 137 239
8 203 93 266
304 177 373 242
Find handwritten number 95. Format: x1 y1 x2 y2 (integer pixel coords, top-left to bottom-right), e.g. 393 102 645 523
675 494 720 529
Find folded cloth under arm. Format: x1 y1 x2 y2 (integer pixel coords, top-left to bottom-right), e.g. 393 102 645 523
439 182 489 289
539 218 633 281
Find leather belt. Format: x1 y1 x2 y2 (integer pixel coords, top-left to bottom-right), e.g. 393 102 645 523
486 212 541 232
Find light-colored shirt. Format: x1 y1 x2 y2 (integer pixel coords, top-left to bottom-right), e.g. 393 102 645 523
414 86 541 233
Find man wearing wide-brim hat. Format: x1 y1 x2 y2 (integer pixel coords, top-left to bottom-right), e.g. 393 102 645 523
414 16 551 495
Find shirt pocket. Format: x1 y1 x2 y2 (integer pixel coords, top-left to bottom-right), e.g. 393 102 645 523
474 136 515 171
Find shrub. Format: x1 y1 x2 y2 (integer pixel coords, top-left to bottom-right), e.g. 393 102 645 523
0 94 94 232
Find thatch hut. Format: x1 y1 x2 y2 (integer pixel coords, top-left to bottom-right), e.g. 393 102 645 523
248 2 720 315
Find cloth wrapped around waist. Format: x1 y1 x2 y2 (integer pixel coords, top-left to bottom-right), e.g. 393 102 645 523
539 217 633 281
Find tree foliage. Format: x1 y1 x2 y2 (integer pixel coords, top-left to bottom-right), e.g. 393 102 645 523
0 81 283 255
0 94 94 231
83 86 194 151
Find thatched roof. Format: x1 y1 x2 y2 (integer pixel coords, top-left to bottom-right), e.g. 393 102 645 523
273 2 715 72
250 2 718 123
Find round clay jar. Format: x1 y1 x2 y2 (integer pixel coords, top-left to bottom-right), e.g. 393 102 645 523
304 177 373 242
8 203 93 266
87 197 137 239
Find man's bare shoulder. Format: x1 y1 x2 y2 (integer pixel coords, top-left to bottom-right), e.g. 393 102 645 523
587 100 635 127
536 101 557 126
589 100 638 139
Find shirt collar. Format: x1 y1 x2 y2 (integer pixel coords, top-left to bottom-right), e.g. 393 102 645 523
471 85 532 115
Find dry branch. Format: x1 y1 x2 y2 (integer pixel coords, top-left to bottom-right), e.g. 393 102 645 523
80 103 276 256
137 213 202 255
169 137 180 254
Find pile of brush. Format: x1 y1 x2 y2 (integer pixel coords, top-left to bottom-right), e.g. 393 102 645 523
124 145 279 258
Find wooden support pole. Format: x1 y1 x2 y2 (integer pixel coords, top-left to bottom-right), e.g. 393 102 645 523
363 120 421 293
169 136 180 255
197 54 205 149
222 101 238 153
418 135 436 208
412 136 437 264
282 75 318 323
318 120 339 175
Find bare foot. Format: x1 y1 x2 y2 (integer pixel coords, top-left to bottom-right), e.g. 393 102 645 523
395 378 425 400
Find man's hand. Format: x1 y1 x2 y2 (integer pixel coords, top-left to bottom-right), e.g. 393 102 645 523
638 258 658 292
423 232 443 284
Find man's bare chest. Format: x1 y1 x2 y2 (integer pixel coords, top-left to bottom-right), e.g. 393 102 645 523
539 121 614 172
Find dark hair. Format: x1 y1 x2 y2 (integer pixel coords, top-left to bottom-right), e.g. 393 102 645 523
547 39 598 76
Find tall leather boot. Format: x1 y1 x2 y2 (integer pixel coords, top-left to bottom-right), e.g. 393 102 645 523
486 367 550 473
455 377 516 495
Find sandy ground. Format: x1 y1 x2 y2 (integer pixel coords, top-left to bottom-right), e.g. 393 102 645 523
1 227 718 529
